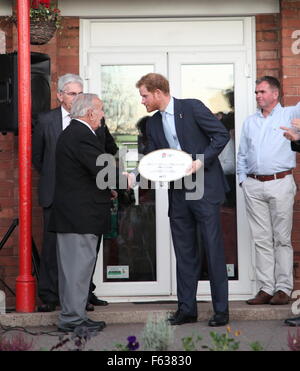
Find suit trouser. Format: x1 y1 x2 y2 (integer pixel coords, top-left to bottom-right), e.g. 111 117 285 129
56 233 99 326
242 174 296 296
38 206 100 305
38 206 59 304
169 190 228 316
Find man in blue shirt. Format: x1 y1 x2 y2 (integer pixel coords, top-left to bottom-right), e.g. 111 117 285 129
237 76 300 305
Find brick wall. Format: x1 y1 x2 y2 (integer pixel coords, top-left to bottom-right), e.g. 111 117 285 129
0 17 79 308
1 4 300 307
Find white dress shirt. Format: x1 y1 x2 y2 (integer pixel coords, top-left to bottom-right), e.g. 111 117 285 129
61 106 71 131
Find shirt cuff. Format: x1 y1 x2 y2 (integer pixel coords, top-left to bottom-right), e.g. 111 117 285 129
238 174 247 184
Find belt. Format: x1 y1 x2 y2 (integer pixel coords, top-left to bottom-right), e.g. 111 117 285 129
247 169 293 182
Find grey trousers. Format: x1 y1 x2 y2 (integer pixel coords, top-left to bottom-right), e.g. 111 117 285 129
56 233 99 326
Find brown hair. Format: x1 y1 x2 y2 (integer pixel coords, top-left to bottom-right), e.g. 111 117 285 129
136 73 170 94
256 76 281 91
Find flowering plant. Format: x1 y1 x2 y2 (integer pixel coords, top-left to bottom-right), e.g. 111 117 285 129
30 0 61 29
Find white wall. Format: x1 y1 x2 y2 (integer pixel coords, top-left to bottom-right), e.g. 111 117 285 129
59 0 279 17
0 0 12 16
1 0 280 17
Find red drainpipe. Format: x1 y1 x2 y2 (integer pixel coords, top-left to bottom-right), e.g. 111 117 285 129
15 0 36 312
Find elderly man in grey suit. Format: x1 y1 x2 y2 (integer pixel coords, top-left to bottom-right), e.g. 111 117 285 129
49 93 112 332
32 74 116 312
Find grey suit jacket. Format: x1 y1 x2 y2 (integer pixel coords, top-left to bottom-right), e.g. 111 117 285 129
32 107 63 208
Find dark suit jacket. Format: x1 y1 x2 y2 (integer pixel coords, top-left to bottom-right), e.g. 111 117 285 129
49 120 111 235
291 140 300 152
32 107 62 208
145 98 230 204
32 108 118 208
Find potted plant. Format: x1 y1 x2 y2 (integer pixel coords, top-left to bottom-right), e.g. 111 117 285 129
12 0 61 45
29 0 61 45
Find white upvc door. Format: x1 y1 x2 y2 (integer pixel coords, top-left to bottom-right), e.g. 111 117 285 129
168 51 254 299
88 52 172 296
82 17 256 300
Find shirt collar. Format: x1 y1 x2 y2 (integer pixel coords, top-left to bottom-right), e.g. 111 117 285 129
257 102 282 118
61 106 70 119
161 97 174 115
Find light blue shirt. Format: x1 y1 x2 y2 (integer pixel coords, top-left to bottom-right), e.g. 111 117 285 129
161 97 181 150
237 102 300 183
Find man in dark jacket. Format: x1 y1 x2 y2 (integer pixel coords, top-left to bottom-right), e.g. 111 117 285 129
281 118 300 326
127 73 229 326
32 74 117 312
49 93 114 332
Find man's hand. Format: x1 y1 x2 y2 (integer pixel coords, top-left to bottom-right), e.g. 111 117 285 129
280 126 300 142
291 118 300 130
185 159 203 176
122 172 136 189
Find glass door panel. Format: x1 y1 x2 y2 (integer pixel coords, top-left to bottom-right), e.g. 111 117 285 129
181 63 238 281
169 52 253 297
101 64 156 283
88 53 171 295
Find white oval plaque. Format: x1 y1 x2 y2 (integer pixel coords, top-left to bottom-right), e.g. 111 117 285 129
138 148 193 182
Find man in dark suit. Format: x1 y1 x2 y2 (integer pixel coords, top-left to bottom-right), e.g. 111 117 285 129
131 73 230 326
32 74 117 312
49 93 113 332
281 119 300 327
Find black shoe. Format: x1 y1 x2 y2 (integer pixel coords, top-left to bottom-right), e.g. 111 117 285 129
167 309 180 322
169 311 197 326
37 303 57 312
284 316 300 326
208 312 229 327
58 320 104 333
89 293 108 306
86 303 94 311
86 318 106 329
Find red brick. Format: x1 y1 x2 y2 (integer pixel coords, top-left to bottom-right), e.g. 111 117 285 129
256 41 281 51
0 256 18 266
256 50 279 59
257 60 280 70
281 1 300 9
283 96 300 106
282 56 300 66
281 18 300 28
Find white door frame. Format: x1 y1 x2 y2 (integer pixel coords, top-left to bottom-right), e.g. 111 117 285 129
89 52 172 296
168 51 255 299
80 16 257 300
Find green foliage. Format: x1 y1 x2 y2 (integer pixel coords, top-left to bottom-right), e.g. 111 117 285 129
30 3 61 28
249 341 264 351
141 314 174 351
114 336 140 351
206 330 240 351
181 334 203 351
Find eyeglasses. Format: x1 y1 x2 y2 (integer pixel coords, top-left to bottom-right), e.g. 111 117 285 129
62 91 83 97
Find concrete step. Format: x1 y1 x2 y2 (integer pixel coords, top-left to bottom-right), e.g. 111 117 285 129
0 301 294 328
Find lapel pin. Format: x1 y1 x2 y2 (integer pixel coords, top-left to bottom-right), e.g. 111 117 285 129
179 113 183 119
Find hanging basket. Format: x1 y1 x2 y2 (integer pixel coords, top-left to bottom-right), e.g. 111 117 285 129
30 18 57 45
